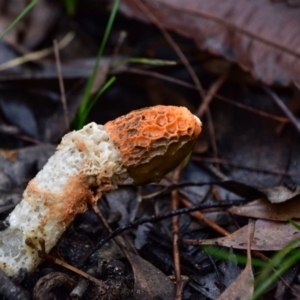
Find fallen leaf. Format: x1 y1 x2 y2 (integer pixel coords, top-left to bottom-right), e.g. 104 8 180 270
217 220 254 299
257 185 300 203
120 0 300 85
186 219 300 251
189 273 222 299
228 197 300 220
170 179 300 203
124 243 175 300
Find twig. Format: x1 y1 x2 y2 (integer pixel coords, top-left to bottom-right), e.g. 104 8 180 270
0 32 75 72
196 75 227 169
25 238 108 289
91 203 128 258
112 31 127 58
0 124 42 144
197 75 227 117
275 86 300 134
205 108 219 169
172 166 183 300
77 199 247 267
246 219 255 266
193 155 300 178
131 0 205 98
123 67 289 123
53 39 69 131
179 195 230 236
261 85 300 135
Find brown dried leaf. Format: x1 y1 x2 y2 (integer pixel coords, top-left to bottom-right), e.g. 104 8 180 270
228 197 300 221
217 220 254 300
257 186 300 203
120 0 300 85
190 219 300 251
118 237 175 300
125 247 175 300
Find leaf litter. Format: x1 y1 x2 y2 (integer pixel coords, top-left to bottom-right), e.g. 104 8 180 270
2 0 300 299
216 220 255 299
187 219 300 251
120 0 300 86
228 196 300 220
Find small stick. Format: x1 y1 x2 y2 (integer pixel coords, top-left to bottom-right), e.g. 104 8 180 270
192 156 300 177
246 219 255 266
262 85 300 134
205 108 219 169
123 67 289 123
25 238 109 289
179 195 230 236
53 39 69 131
197 75 227 118
197 75 227 170
132 0 205 98
172 166 183 300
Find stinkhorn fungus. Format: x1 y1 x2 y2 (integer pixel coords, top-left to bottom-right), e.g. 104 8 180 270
0 105 201 276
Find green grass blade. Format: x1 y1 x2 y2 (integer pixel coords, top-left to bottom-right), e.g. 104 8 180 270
252 248 300 300
204 246 268 268
0 0 39 41
204 234 300 300
289 218 300 231
77 0 120 128
78 76 116 128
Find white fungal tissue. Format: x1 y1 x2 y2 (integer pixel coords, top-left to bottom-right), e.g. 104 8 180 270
0 105 202 277
0 123 128 276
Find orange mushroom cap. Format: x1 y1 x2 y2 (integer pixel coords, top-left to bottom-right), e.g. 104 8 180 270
104 105 202 185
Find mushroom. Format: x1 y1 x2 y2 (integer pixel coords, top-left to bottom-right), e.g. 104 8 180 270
0 105 201 276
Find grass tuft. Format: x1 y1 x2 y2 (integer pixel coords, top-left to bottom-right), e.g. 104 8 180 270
75 0 120 129
204 220 300 299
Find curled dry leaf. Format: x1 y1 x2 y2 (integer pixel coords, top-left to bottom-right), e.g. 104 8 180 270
120 0 300 85
188 219 300 251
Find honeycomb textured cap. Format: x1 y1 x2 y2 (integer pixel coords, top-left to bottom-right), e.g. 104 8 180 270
104 105 202 185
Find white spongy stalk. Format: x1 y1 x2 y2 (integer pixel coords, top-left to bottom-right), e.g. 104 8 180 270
0 123 127 276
